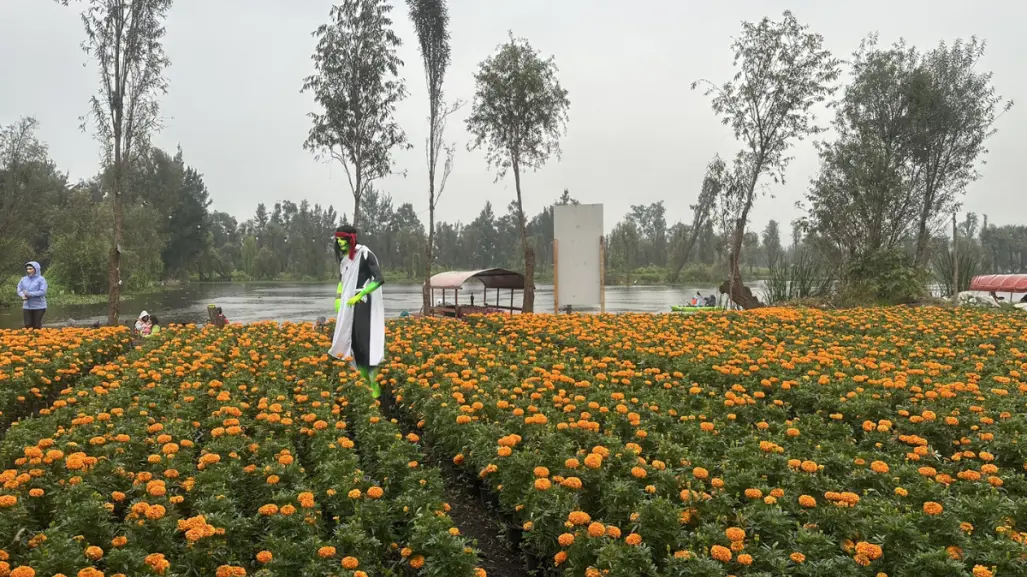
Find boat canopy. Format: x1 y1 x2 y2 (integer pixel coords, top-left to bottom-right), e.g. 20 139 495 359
969 274 1027 292
429 268 525 290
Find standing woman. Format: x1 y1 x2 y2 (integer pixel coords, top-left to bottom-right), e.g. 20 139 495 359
17 261 48 329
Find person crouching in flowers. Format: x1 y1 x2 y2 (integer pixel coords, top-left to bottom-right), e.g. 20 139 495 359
328 225 386 398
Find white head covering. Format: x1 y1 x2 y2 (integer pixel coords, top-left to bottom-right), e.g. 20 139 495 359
139 311 150 320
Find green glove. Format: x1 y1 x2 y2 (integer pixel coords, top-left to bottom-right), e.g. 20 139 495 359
346 281 381 306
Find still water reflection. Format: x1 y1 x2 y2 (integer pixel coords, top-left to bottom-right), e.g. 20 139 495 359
0 281 766 329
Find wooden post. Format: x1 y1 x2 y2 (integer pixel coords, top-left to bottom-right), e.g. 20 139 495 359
599 236 606 314
553 239 560 314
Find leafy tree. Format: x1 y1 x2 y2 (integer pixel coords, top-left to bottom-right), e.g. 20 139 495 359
58 0 173 324
667 155 725 282
466 33 570 313
761 220 783 268
908 38 1012 268
804 36 923 261
0 117 63 275
129 147 211 278
303 0 409 228
694 10 840 308
407 0 458 312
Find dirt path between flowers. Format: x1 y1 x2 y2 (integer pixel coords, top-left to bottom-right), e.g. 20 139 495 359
378 390 531 577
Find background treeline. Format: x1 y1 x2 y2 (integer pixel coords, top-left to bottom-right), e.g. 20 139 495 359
2 117 1025 300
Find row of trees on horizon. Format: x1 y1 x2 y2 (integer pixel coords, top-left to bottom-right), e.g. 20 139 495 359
0 1 1019 318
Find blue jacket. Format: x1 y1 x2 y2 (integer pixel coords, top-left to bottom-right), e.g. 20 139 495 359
17 261 48 310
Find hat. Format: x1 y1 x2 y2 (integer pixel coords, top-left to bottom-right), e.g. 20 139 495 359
139 311 150 319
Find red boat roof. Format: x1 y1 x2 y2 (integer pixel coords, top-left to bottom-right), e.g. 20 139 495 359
969 274 1027 292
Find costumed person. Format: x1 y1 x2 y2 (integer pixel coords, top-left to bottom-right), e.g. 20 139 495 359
328 225 386 398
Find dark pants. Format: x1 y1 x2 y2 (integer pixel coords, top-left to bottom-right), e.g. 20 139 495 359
23 308 46 329
351 299 373 368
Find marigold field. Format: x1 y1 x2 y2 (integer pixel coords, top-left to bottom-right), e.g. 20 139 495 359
2 307 1027 577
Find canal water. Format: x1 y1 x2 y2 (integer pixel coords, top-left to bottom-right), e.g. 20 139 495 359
0 281 766 329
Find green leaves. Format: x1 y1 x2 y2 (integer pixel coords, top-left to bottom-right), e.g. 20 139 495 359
466 33 570 179
302 0 409 227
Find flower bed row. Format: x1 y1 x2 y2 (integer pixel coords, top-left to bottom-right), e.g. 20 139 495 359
383 310 1027 577
0 327 131 430
0 322 483 577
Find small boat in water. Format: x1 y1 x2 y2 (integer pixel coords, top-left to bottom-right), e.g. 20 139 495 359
670 305 717 313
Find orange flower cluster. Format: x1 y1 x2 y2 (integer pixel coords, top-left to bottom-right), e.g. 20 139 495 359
0 322 484 577
383 308 1027 575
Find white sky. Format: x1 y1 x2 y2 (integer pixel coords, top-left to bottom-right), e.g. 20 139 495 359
2 0 1023 237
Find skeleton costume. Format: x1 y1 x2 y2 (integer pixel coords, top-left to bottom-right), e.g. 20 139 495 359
328 225 386 397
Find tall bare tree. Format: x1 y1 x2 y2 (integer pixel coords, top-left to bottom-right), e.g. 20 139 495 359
57 0 172 324
303 0 409 229
407 0 458 314
667 154 725 283
694 11 840 309
466 33 570 313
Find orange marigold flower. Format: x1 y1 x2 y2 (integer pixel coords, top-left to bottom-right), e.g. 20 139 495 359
256 551 272 564
558 533 575 547
923 501 944 516
710 545 732 562
624 533 642 546
790 552 806 563
341 557 359 570
725 527 746 542
567 511 591 525
318 546 336 558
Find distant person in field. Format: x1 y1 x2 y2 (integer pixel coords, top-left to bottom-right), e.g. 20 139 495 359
146 315 161 337
328 225 386 398
136 311 154 336
17 261 48 329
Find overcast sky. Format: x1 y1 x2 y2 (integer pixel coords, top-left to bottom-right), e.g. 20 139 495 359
2 0 1023 237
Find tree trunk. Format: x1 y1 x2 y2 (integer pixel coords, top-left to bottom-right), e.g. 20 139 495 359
512 160 534 313
107 158 123 326
423 190 435 315
724 189 762 310
352 192 361 230
913 217 930 270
